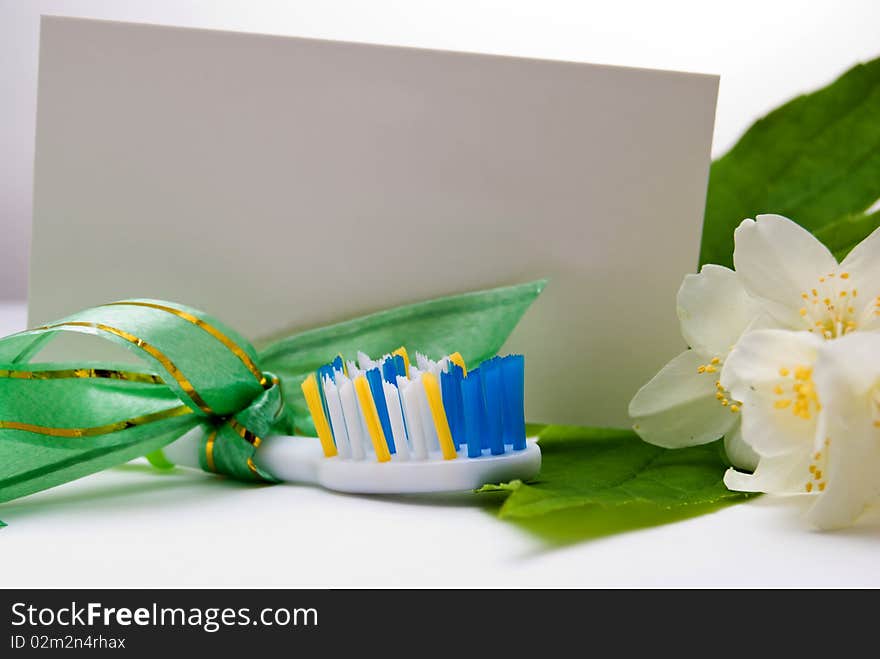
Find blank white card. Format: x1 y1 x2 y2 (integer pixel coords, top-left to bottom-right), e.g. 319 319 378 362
29 17 718 426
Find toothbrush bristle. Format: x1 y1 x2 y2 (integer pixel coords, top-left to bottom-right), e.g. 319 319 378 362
300 349 526 463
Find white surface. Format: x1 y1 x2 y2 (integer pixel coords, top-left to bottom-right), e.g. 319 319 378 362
3 301 879 587
2 0 880 300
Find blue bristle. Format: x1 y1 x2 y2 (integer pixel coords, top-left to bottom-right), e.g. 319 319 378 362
331 355 344 373
381 358 398 385
441 365 466 448
461 371 484 458
501 355 527 450
365 367 396 454
392 354 406 377
468 367 490 449
481 358 506 455
451 365 466 448
441 368 456 446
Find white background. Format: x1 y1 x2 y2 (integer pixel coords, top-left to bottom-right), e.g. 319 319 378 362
1 1 880 586
2 0 880 300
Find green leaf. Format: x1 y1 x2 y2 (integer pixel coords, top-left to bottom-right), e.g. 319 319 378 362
258 280 546 433
813 208 880 261
700 57 880 267
480 425 751 543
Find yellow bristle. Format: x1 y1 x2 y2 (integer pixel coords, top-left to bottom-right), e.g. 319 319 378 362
448 352 467 376
422 372 457 460
301 374 337 458
392 347 410 378
354 375 391 463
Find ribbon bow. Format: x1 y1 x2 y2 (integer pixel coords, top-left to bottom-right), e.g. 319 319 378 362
0 280 545 514
0 300 294 507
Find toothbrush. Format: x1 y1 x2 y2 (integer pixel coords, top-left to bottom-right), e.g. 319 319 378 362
163 349 541 493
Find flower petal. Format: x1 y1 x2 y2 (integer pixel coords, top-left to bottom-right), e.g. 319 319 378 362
720 329 822 456
733 215 838 328
723 422 759 472
807 334 880 529
840 224 880 331
629 350 737 448
677 265 761 357
723 450 812 495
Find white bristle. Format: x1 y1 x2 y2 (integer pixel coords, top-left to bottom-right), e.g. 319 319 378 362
346 361 361 378
413 374 440 453
322 375 351 459
338 378 366 460
357 351 376 371
399 376 428 460
383 380 410 461
357 397 374 458
415 352 432 372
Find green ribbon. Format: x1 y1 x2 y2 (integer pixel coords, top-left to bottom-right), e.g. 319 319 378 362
0 299 292 507
0 280 546 515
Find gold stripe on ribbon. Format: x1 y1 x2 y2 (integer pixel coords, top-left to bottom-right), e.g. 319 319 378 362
205 429 218 472
0 367 164 385
227 419 262 448
105 301 267 388
246 458 259 477
0 405 193 438
34 321 214 415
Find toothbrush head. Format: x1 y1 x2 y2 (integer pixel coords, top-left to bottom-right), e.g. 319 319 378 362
297 350 541 493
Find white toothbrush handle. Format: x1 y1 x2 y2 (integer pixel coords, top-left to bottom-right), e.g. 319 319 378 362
161 428 541 493
161 427 324 485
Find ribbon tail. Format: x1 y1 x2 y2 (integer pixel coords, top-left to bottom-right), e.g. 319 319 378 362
0 414 199 512
258 279 547 435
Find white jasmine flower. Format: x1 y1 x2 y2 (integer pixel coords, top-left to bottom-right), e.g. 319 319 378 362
722 330 880 529
734 214 880 338
628 264 762 467
630 214 880 470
